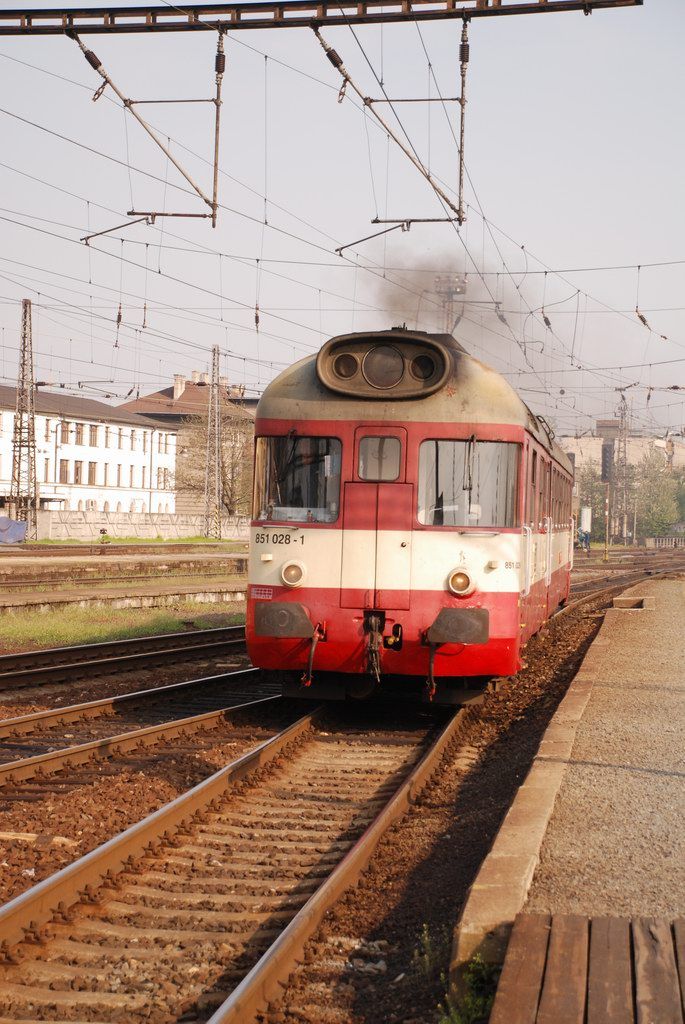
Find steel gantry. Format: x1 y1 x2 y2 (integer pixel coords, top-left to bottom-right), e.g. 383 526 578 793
0 0 643 35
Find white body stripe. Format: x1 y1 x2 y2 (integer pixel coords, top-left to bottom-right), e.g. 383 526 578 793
249 526 571 594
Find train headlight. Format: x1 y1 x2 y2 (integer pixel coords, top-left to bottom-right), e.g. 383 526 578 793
362 344 405 390
281 561 306 588
447 568 475 596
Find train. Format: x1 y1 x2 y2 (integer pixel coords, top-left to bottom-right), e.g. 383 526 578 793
246 328 574 704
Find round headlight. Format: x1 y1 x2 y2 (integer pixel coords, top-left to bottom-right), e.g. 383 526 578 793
410 353 436 381
281 561 305 588
333 352 358 379
447 569 474 596
362 345 405 390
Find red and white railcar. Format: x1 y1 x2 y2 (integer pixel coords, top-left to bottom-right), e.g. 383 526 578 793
246 329 573 703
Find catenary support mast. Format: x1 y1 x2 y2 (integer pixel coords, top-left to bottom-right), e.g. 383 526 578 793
9 299 38 540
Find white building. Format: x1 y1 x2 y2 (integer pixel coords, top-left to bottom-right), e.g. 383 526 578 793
0 386 177 514
560 421 685 476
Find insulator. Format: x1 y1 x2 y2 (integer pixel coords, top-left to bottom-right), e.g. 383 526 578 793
326 47 344 69
459 42 470 64
215 51 226 75
84 49 102 71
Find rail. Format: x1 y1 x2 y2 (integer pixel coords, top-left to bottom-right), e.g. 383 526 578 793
0 625 246 690
0 667 266 787
0 705 473 1023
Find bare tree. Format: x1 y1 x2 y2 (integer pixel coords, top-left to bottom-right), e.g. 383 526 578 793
176 402 254 515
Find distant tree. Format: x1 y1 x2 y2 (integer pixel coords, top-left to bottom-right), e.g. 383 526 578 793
634 449 679 538
576 462 605 542
175 404 254 516
675 474 685 523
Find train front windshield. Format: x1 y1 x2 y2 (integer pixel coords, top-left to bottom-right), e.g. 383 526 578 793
253 436 342 523
418 439 520 527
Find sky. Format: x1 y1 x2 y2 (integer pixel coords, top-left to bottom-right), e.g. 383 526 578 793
0 0 683 437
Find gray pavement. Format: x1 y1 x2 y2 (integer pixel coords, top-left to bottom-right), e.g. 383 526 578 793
526 577 685 918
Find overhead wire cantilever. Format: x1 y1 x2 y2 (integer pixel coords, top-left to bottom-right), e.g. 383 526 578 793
68 28 226 232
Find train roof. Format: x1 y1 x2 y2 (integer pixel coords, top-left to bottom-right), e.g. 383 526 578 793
257 329 573 473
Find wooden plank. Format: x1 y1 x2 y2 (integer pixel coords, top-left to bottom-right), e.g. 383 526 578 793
674 920 685 1018
587 917 634 1024
633 918 683 1024
537 915 589 1024
489 913 551 1024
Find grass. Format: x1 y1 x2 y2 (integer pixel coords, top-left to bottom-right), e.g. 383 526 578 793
437 956 500 1024
0 602 246 653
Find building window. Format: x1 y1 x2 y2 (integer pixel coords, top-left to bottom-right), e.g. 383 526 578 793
164 434 169 454
157 468 163 489
44 458 50 482
74 461 83 484
103 464 109 486
89 425 98 446
158 433 163 454
142 432 148 454
77 500 84 511
44 418 51 442
86 499 97 511
116 465 122 487
103 501 110 512
60 421 70 444
116 502 122 513
163 468 169 490
105 426 110 448
118 428 124 450
130 430 136 451
130 465 135 487
59 459 69 483
88 462 97 485
75 423 84 445
142 466 147 488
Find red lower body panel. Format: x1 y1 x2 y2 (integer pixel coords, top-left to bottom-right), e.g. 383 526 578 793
247 570 569 680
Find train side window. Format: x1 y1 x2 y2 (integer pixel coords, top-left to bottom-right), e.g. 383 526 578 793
418 440 520 527
528 450 537 525
358 436 401 481
538 459 547 524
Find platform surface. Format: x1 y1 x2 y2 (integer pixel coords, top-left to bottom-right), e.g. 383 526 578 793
526 577 685 918
490 913 685 1024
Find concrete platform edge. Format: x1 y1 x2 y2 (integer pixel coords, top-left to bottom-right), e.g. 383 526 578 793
447 589 654 995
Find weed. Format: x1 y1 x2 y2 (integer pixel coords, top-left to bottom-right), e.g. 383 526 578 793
413 923 450 980
437 957 499 1024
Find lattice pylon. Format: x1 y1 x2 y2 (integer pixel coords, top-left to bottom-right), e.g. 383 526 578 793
203 345 222 539
9 299 38 540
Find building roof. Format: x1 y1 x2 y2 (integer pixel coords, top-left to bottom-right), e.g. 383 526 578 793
0 384 172 431
120 383 256 422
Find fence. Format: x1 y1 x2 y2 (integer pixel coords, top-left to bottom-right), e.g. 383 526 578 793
36 510 250 542
644 535 685 549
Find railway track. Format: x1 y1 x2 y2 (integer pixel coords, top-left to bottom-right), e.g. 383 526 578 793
0 704 468 1023
568 555 685 597
0 668 278 790
0 626 246 692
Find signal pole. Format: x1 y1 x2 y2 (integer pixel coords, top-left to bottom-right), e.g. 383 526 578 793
434 274 467 334
9 300 38 540
204 345 223 540
615 392 629 545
